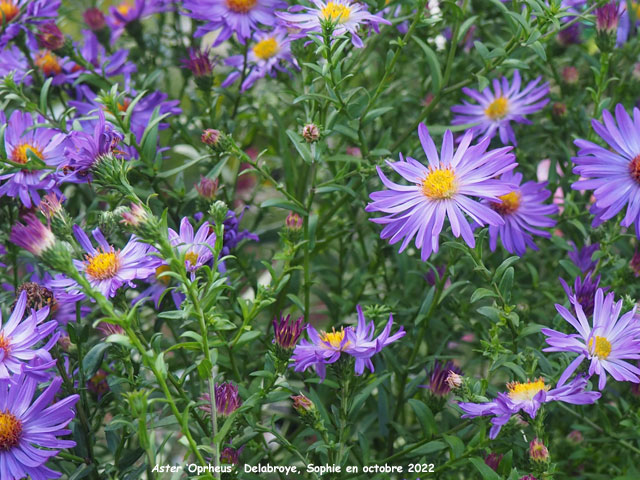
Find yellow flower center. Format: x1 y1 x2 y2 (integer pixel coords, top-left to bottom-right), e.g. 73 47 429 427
320 327 350 349
0 0 19 24
322 2 352 23
633 2 640 19
422 167 457 199
85 249 121 280
0 410 22 451
588 336 612 359
0 334 10 357
492 191 521 215
226 0 257 13
253 37 280 60
506 378 549 402
155 265 171 285
116 1 132 15
11 143 44 165
485 96 509 120
185 251 199 266
35 51 62 76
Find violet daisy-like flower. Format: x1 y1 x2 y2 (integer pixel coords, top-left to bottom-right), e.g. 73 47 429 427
542 288 640 390
10 213 56 257
559 273 608 317
0 0 61 49
73 225 157 298
132 263 185 309
0 290 58 379
34 49 82 86
277 0 390 48
485 170 558 256
568 241 599 273
458 376 600 439
0 372 78 479
107 0 173 39
365 124 517 261
422 360 463 397
571 104 640 238
0 111 66 208
0 45 31 85
184 0 286 46
79 30 136 79
222 28 299 91
451 70 549 146
61 110 124 183
291 305 405 380
169 217 217 279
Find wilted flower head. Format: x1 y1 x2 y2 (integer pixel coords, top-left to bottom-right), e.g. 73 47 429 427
195 176 219 200
291 394 314 414
83 7 106 30
529 438 549 462
302 123 320 143
422 360 462 397
559 272 608 317
10 214 56 256
16 282 56 313
446 370 463 390
37 22 65 50
182 48 215 77
39 192 64 220
273 314 305 350
484 453 503 471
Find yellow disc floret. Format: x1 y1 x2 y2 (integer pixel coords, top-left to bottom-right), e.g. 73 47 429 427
35 51 62 76
0 0 19 24
422 167 457 199
322 2 351 23
506 378 549 402
485 97 509 120
155 265 171 285
226 0 257 13
321 327 350 350
588 336 612 359
0 410 22 450
253 37 280 60
492 191 521 215
185 251 199 266
85 249 121 280
11 143 44 165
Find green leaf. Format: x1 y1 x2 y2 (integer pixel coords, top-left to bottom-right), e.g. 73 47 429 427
469 457 502 480
82 343 110 378
408 399 436 438
349 373 391 415
443 434 465 459
285 129 313 163
260 198 307 216
39 77 53 114
413 35 442 93
471 288 498 303
494 256 519 283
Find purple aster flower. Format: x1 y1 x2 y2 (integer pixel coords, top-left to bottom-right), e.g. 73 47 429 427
0 45 32 85
222 28 299 91
34 49 82 86
168 217 217 279
0 111 66 208
458 376 600 439
595 2 620 34
220 209 259 257
107 0 173 40
273 314 305 350
292 305 405 380
559 273 608 317
365 124 517 261
542 288 640 390
451 70 550 146
132 263 184 309
61 110 124 183
72 225 157 298
79 30 136 79
182 47 216 77
277 0 391 48
0 290 58 379
571 104 640 238
421 360 463 397
484 453 503 471
0 0 61 49
567 241 599 273
10 213 56 256
484 170 558 256
0 372 78 479
184 0 285 46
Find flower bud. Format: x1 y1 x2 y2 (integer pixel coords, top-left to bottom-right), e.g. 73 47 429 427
484 453 503 471
97 322 125 337
595 2 619 52
285 212 303 231
202 128 221 146
120 203 149 228
220 446 242 465
57 333 72 352
195 176 219 201
291 394 314 414
567 430 583 444
273 314 305 350
520 476 538 480
200 383 242 417
83 7 106 31
10 214 56 257
302 123 320 143
529 438 549 462
562 66 579 85
37 23 65 51
552 102 567 119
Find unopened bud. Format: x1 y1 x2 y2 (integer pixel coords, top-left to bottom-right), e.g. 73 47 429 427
202 128 221 146
37 23 65 50
529 438 549 462
195 176 219 200
302 123 320 143
83 7 107 31
562 66 579 85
